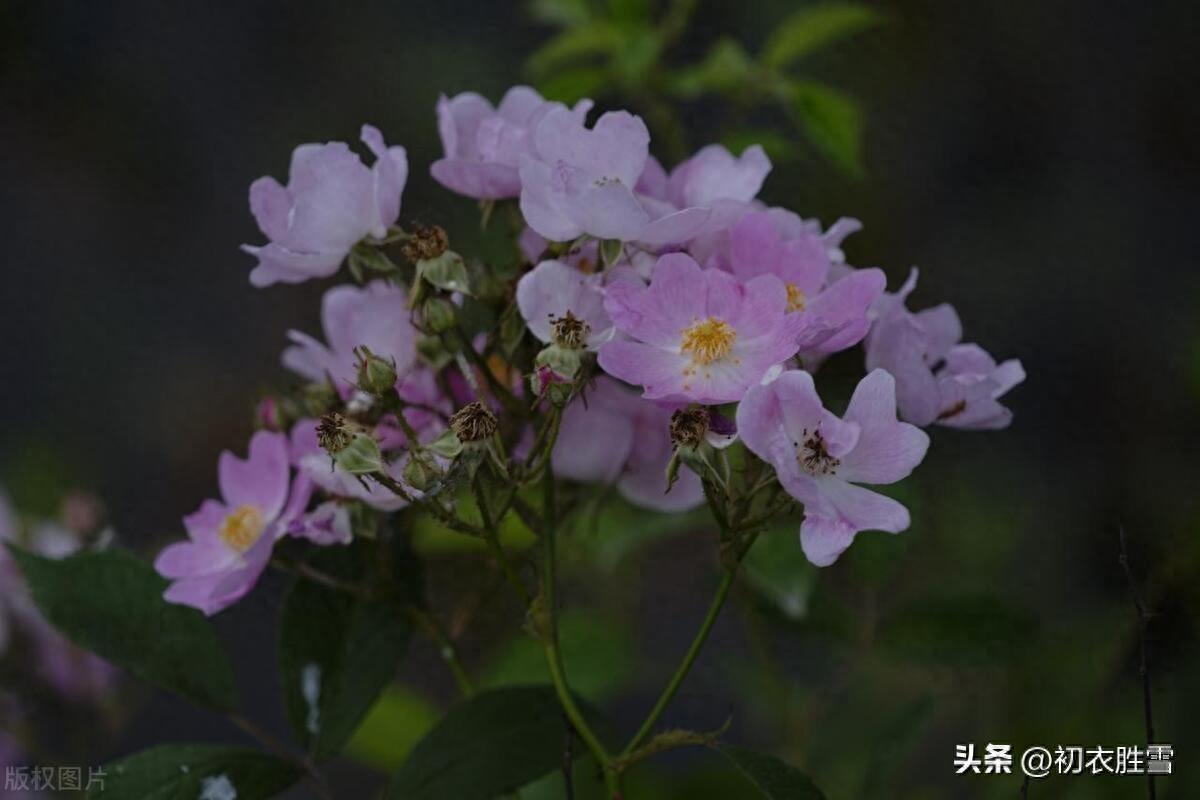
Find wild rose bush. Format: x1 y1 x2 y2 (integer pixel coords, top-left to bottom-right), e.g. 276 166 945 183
7 84 1022 799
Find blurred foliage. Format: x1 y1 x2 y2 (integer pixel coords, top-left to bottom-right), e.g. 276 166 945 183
525 0 882 172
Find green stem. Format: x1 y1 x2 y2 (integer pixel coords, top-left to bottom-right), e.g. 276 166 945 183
539 465 618 793
621 567 738 756
404 606 475 698
474 479 532 607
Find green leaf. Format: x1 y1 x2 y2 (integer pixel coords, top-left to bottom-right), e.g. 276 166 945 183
880 593 1037 666
527 23 621 78
761 2 884 68
387 686 599 800
528 0 593 27
87 745 300 800
741 525 816 620
717 745 827 799
346 685 441 772
669 38 754 99
482 611 636 701
786 80 865 176
538 66 612 104
279 548 413 760
8 546 237 711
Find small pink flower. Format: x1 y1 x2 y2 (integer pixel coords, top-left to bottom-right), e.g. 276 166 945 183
282 280 418 392
518 109 708 245
552 377 704 513
724 210 885 358
242 125 407 287
865 269 1024 428
432 86 592 199
516 260 614 350
737 369 929 566
155 431 302 615
599 253 805 404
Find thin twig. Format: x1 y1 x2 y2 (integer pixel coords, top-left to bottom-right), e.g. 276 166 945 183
1020 774 1030 798
228 714 332 800
1117 524 1156 800
562 723 576 800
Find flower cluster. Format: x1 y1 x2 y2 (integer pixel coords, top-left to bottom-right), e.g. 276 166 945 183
158 85 1024 613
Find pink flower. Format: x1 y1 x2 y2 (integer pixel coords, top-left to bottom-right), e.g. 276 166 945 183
637 143 772 212
242 125 408 287
737 369 929 566
865 269 1024 428
289 419 411 513
516 260 614 349
599 253 805 404
552 377 703 512
155 431 302 615
518 109 708 245
282 280 418 392
432 86 592 199
724 210 885 358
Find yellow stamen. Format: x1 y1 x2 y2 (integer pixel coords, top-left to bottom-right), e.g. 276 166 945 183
680 317 737 365
786 283 807 313
219 505 265 553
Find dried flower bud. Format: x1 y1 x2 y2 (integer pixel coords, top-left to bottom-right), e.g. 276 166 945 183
669 407 710 448
550 310 591 349
402 224 449 262
317 412 352 454
449 401 498 443
354 345 398 395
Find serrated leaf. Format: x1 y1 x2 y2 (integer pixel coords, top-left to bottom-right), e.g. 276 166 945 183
527 23 621 77
786 80 865 176
87 745 300 800
387 686 602 800
717 745 827 799
279 546 413 760
8 546 237 711
761 2 883 68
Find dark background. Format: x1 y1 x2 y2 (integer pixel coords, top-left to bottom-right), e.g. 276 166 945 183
2 1 1198 798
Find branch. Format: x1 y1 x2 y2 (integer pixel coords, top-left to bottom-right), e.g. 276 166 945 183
1118 524 1157 800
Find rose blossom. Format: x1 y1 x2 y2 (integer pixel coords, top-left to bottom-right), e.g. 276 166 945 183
737 369 929 566
552 377 704 513
155 431 304 615
432 86 592 199
599 253 805 404
242 125 408 287
518 108 708 245
516 259 614 350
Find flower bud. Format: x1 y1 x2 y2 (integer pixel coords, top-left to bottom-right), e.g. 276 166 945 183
401 224 449 262
421 296 458 333
402 450 442 492
669 407 710 448
550 311 591 350
354 346 398 396
535 343 582 382
255 396 283 432
449 401 498 443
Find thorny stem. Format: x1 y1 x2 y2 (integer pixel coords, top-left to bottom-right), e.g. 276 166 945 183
372 471 484 536
474 478 532 607
1118 525 1157 800
621 567 738 756
538 463 619 795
